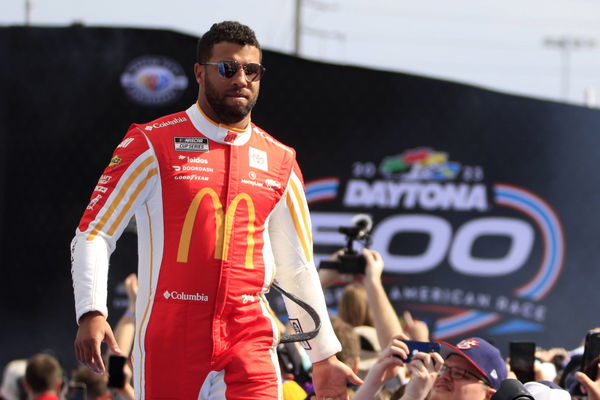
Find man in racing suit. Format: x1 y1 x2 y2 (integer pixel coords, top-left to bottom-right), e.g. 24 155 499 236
72 21 361 399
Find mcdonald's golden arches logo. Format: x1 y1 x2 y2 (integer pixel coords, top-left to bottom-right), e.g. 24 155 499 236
177 188 257 268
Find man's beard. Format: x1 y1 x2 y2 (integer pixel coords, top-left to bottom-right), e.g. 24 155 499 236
205 78 258 124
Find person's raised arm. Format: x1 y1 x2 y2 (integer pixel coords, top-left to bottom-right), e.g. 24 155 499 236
362 249 404 349
352 335 410 400
111 273 138 357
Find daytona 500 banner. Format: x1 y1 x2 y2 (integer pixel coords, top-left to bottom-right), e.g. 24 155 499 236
1 27 599 369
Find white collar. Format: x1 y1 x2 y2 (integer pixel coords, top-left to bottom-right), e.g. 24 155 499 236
185 103 252 146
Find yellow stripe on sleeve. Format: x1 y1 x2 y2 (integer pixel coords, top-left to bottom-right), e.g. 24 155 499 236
106 168 158 236
285 179 312 262
87 156 155 241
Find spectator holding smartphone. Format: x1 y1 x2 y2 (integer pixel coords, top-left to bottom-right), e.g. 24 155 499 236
576 363 600 400
430 338 507 400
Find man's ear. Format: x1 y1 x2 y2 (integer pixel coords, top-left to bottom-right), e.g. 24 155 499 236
484 387 496 400
193 63 203 85
54 378 63 394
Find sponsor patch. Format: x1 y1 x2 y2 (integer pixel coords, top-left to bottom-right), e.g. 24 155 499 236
144 116 188 131
162 289 208 302
224 131 238 143
108 155 122 167
265 179 282 190
249 147 268 171
289 318 312 350
174 137 209 152
86 194 102 210
242 294 255 304
173 175 209 181
116 137 135 149
98 175 112 184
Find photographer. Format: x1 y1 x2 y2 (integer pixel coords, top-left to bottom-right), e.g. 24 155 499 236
320 248 404 359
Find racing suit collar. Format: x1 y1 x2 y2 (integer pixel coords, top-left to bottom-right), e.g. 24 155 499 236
186 103 252 146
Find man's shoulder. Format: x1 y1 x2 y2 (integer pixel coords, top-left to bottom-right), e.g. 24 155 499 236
130 110 191 134
250 123 295 156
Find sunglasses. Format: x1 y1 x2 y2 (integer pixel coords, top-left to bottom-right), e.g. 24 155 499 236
201 61 266 82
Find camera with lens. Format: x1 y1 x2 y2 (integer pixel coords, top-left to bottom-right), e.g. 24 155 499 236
491 379 534 400
318 214 373 275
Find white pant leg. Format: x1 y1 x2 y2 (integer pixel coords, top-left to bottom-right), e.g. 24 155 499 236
198 370 227 400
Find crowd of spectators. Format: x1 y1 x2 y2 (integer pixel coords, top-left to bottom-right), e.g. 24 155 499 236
2 252 599 400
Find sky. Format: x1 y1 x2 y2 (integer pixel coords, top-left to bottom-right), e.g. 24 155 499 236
4 0 600 106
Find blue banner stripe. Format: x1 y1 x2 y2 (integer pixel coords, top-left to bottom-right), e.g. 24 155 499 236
495 186 563 299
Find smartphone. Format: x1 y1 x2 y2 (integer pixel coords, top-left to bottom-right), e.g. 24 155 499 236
398 340 442 363
66 382 86 400
581 331 600 381
510 342 535 383
107 355 127 389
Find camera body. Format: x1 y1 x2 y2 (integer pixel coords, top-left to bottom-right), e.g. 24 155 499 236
320 251 367 275
491 379 534 400
318 214 372 275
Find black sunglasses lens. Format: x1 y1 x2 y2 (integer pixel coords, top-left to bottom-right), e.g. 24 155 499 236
244 63 261 75
220 61 238 78
245 64 264 81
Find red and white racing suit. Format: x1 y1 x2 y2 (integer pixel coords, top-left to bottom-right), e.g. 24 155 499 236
71 103 341 399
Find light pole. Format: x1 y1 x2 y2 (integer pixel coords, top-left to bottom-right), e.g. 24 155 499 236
293 0 344 57
25 0 32 25
544 36 597 101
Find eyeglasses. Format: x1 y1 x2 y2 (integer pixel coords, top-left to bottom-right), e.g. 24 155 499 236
201 60 266 82
439 365 489 385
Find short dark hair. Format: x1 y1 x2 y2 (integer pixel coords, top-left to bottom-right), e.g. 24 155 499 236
196 21 261 63
25 354 61 394
72 366 109 399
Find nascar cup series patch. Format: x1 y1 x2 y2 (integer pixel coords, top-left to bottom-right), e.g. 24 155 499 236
174 137 209 152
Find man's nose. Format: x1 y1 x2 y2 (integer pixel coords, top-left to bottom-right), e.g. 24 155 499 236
438 368 452 381
230 67 249 87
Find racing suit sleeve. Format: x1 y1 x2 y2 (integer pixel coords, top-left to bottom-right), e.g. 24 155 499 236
71 127 159 323
269 162 342 363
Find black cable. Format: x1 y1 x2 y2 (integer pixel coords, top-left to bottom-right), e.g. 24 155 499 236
271 282 322 344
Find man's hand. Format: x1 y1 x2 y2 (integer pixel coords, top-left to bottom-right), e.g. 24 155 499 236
312 355 363 400
576 364 600 400
74 311 121 374
402 351 444 400
352 336 410 400
363 248 384 283
402 311 430 342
